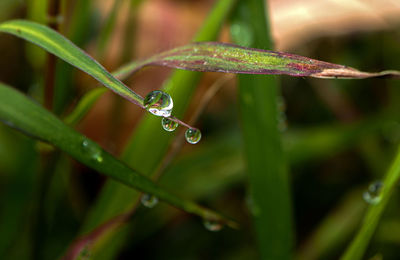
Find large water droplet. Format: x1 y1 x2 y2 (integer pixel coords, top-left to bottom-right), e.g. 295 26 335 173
143 90 173 117
141 194 158 208
363 181 383 205
185 128 201 144
82 139 103 163
161 118 178 132
203 219 223 232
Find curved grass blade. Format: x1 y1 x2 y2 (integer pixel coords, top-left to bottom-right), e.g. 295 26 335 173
0 20 143 107
341 145 400 260
0 82 238 230
117 42 400 79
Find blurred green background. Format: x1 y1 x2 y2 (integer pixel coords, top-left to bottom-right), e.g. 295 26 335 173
0 0 400 259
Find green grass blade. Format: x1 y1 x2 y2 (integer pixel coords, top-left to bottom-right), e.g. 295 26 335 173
64 88 107 126
0 20 143 106
232 1 293 259
0 82 237 228
114 42 400 79
341 145 400 260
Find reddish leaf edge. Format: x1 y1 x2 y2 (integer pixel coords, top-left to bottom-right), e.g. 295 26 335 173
123 42 400 79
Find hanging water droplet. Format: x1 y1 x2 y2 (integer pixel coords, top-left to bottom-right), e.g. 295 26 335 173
82 139 103 163
185 128 201 144
363 181 383 205
161 118 178 132
141 194 159 208
203 219 223 232
143 90 173 117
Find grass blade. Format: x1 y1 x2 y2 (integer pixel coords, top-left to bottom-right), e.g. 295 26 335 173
115 42 400 79
0 20 143 106
0 82 237 229
341 145 400 260
232 1 293 259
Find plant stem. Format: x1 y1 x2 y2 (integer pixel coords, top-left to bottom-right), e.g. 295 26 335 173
232 0 293 259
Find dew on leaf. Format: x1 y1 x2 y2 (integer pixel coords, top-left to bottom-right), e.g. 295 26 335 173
141 194 159 208
161 118 178 132
143 90 173 117
185 128 201 144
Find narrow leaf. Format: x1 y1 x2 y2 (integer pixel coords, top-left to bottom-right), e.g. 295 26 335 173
232 1 292 259
0 20 143 106
0 82 237 229
119 42 400 79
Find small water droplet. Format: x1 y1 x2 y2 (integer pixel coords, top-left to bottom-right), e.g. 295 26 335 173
143 90 173 117
185 128 201 144
82 139 103 163
161 118 178 132
363 181 383 205
141 194 158 208
245 195 261 217
203 219 223 232
77 244 92 260
278 115 288 132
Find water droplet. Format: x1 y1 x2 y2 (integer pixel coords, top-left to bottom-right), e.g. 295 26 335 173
203 219 223 232
143 90 173 117
363 181 383 205
82 139 103 163
141 194 158 208
277 96 288 132
245 195 261 217
278 114 288 132
78 244 92 260
185 128 201 144
161 118 178 132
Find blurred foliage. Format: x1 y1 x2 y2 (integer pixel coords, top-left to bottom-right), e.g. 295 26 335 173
0 0 400 260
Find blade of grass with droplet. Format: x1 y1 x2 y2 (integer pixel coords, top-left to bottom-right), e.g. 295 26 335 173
79 0 237 258
341 145 400 260
82 0 236 229
0 82 237 229
0 19 144 107
231 1 293 259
